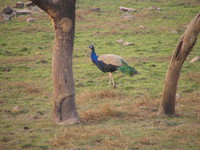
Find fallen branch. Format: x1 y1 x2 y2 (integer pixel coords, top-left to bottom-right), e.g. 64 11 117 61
119 6 137 12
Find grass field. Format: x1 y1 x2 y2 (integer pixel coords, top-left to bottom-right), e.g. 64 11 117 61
0 0 200 149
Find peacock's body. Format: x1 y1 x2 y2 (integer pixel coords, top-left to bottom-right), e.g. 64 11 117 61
88 45 138 87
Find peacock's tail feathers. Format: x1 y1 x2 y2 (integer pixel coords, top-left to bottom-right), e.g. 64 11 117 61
118 60 138 76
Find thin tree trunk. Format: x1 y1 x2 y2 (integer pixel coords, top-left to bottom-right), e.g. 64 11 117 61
159 12 200 115
31 0 80 124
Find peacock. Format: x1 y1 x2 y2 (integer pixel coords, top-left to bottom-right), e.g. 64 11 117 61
88 45 138 87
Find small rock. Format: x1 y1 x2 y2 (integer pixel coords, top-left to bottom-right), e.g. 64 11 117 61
190 56 200 63
15 2 24 9
13 106 23 113
15 8 31 15
4 109 11 113
171 30 179 34
77 82 84 87
151 107 158 112
147 6 162 11
26 18 34 23
139 106 148 110
116 40 134 46
32 116 39 119
2 137 10 142
23 126 29 130
116 39 124 44
2 11 16 21
123 42 134 46
2 9 16 21
152 6 158 9
139 25 144 29
0 100 5 104
36 110 44 115
185 2 191 5
152 6 162 11
32 6 41 12
40 59 47 63
90 8 100 12
119 6 137 12
176 93 181 98
121 13 134 20
2 67 11 72
93 31 99 35
146 7 154 10
157 7 162 11
25 1 35 7
3 6 13 14
2 14 11 21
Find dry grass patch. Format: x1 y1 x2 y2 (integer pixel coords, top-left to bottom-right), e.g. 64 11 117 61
107 97 161 122
165 124 200 146
5 82 43 95
76 9 91 21
154 55 172 62
136 135 158 146
132 11 152 18
19 25 52 33
81 104 116 122
124 97 160 113
177 92 200 104
0 56 39 65
129 55 172 63
181 72 200 84
80 96 160 123
136 97 160 109
77 89 124 101
24 86 41 94
52 126 124 149
48 93 200 149
175 92 200 112
176 92 200 118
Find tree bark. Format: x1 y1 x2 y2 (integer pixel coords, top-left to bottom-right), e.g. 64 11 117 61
159 12 200 115
31 0 80 124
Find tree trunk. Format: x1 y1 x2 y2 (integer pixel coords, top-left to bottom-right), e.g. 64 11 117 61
31 0 80 124
159 12 200 115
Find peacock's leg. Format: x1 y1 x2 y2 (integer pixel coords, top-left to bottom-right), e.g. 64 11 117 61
109 72 116 88
109 72 112 87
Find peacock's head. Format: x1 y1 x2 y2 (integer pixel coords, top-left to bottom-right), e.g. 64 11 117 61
88 45 94 49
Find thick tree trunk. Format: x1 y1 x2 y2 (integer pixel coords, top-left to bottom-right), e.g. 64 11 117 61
53 18 79 124
159 12 200 115
31 0 80 124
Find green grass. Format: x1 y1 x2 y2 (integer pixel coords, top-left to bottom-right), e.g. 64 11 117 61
0 0 200 149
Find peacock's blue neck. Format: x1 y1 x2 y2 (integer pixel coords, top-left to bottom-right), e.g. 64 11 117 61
91 48 99 64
